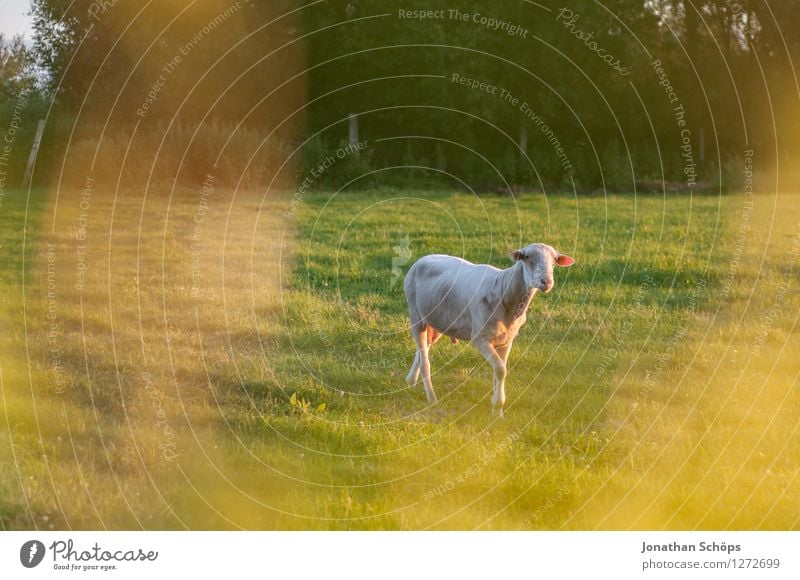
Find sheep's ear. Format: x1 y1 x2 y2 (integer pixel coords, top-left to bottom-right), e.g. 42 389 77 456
510 249 527 262
555 254 575 267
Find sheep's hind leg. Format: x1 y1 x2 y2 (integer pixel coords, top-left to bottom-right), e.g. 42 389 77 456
411 322 437 403
406 349 421 386
406 322 441 386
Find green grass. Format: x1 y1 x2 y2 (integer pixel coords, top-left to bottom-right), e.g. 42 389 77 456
230 189 799 529
0 188 46 529
2 187 799 529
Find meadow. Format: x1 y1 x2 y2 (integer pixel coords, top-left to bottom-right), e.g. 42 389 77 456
1 185 798 530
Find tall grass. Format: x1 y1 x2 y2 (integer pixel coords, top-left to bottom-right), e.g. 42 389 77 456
54 121 294 192
0 187 46 528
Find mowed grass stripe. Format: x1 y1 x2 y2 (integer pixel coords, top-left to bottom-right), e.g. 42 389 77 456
275 190 710 528
280 190 797 529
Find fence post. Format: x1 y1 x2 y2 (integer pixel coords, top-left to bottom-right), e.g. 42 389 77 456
23 119 46 188
349 113 360 157
698 126 705 163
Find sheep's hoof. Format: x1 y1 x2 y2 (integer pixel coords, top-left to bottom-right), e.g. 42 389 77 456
492 407 505 419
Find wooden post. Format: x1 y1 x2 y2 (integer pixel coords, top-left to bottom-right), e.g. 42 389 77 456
699 126 705 164
23 119 46 188
519 122 527 156
348 113 360 157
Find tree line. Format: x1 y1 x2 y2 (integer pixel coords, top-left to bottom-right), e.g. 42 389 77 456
303 0 799 191
1 1 797 192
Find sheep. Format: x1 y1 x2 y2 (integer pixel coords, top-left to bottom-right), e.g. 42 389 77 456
403 243 574 416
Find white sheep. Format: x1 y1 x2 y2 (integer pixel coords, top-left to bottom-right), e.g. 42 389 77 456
403 243 574 415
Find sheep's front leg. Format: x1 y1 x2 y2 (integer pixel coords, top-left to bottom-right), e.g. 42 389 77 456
474 339 507 416
496 341 512 366
494 342 514 416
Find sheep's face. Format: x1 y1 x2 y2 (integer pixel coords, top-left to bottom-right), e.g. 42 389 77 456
510 243 574 293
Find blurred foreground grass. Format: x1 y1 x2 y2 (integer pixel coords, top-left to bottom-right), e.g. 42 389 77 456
1 186 798 529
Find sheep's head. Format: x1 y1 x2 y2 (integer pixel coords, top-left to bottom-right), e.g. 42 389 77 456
510 243 574 293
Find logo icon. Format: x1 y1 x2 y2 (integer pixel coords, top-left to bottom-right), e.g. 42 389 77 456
20 540 46 568
390 234 412 290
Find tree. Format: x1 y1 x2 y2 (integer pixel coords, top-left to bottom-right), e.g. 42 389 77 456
0 33 36 99
29 0 304 127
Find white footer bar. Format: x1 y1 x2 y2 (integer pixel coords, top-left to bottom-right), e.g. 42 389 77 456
1 531 797 579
